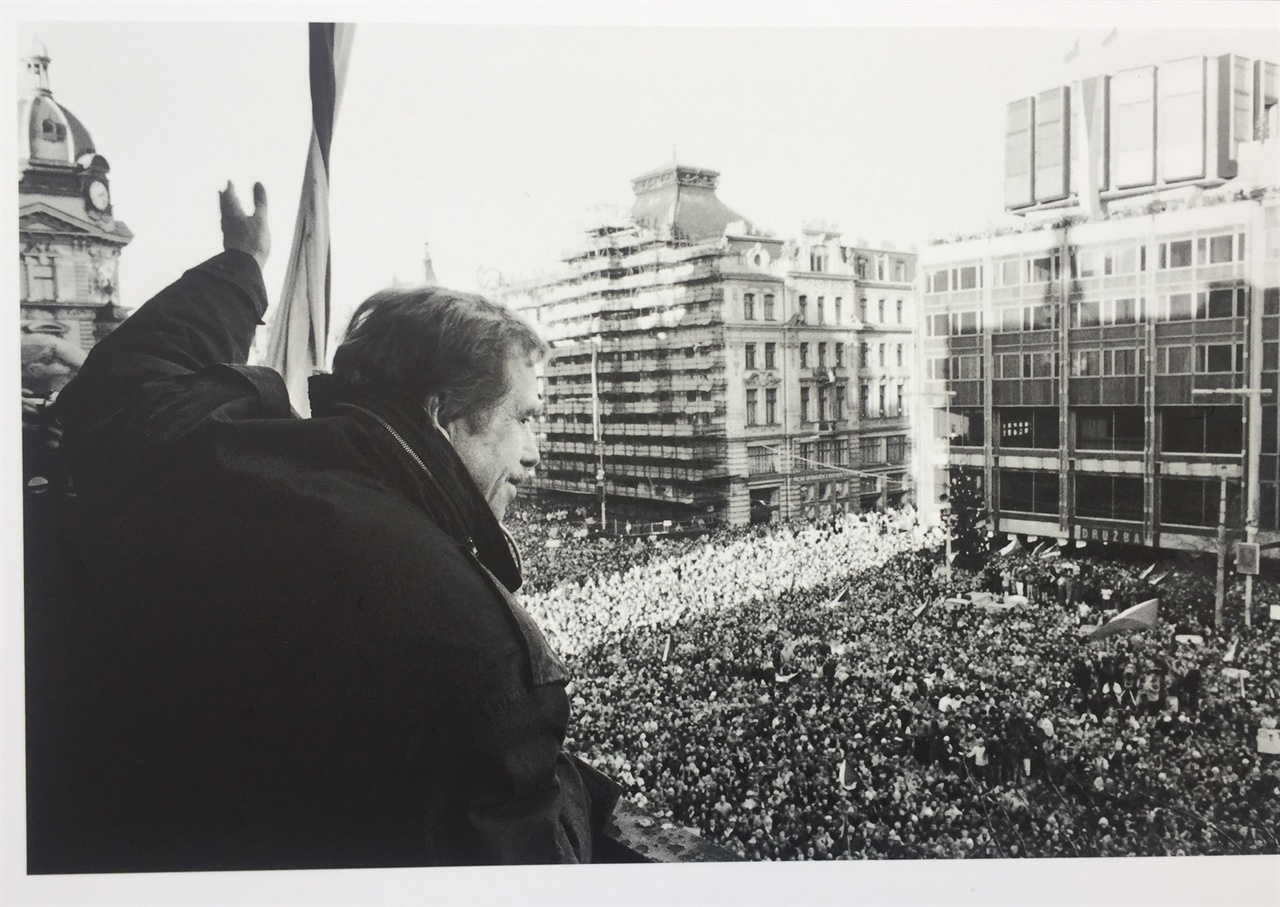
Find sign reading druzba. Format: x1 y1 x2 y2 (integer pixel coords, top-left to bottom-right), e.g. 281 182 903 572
1071 522 1146 545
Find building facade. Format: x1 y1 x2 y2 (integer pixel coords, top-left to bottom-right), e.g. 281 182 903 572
917 52 1279 558
18 41 132 354
500 163 916 527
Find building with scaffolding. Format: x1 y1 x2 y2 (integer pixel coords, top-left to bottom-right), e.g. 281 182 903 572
916 51 1279 562
499 162 917 527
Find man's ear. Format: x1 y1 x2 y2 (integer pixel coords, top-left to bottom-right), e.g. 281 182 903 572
426 395 450 440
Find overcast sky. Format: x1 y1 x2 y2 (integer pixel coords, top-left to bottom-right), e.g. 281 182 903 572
10 3 1278 347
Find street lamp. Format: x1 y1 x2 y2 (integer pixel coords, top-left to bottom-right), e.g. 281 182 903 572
1191 386 1272 628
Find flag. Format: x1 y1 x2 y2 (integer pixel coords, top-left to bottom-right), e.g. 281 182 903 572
1063 38 1080 64
1149 571 1169 586
1101 27 1118 47
999 537 1021 557
1038 546 1060 561
263 23 356 416
1224 637 1239 663
1139 563 1155 580
911 597 937 624
838 759 857 790
661 634 672 663
1076 74 1106 219
826 584 850 607
1087 598 1159 643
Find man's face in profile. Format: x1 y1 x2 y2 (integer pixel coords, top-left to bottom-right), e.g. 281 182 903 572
448 354 542 522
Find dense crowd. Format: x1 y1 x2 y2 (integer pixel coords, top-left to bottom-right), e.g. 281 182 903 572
509 506 1280 860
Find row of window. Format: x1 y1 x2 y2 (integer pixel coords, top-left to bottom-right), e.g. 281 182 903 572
746 383 909 425
925 232 1248 294
927 286 1250 336
998 471 1241 529
947 405 1247 455
932 341 1248 382
743 292 909 325
745 340 909 371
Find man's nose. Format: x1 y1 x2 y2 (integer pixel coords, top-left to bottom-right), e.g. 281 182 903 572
521 424 540 469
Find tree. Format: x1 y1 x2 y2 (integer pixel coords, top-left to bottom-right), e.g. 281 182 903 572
944 468 989 572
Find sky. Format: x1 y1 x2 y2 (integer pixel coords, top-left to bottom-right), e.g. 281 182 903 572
5 2 1280 905
9 3 1278 350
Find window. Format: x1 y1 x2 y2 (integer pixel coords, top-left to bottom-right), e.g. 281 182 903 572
1157 346 1192 374
928 269 950 293
1000 470 1060 515
896 300 904 323
1161 406 1243 454
1204 287 1245 319
954 355 983 380
1159 239 1193 269
818 386 829 422
896 385 905 418
895 261 906 281
810 248 828 272
800 387 812 423
998 352 1023 379
1072 300 1101 328
1111 297 1140 325
1028 253 1060 282
26 261 55 300
1073 248 1103 279
999 408 1059 449
887 436 908 464
745 389 758 426
878 299 886 322
745 343 756 370
1194 343 1243 373
748 446 777 475
860 342 870 367
835 343 844 367
999 259 1021 286
954 311 982 335
1160 478 1227 527
949 409 985 446
1164 292 1193 321
1105 245 1139 275
859 384 870 418
765 388 778 424
764 294 776 321
1071 350 1101 376
1028 303 1056 331
878 344 886 367
877 257 886 281
1197 232 1244 265
1075 474 1144 522
861 437 885 464
834 298 843 323
859 298 869 321
743 293 756 320
764 342 776 369
895 344 903 367
834 383 846 421
798 296 809 323
1075 407 1144 451
877 386 887 417
855 257 867 278
800 343 810 368
1104 349 1140 376
1030 351 1057 377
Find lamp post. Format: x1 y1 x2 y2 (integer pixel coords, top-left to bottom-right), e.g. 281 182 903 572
924 381 960 582
1191 386 1272 628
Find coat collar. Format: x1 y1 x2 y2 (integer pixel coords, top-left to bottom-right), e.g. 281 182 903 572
307 373 523 593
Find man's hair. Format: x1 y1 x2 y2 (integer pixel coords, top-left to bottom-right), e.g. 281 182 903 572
332 286 547 431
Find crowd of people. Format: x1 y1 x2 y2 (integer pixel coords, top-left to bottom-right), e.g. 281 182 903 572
509 505 1280 860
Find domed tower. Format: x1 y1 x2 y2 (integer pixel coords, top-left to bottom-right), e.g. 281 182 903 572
18 39 133 353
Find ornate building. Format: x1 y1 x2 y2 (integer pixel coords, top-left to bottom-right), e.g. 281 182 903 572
18 40 132 353
499 162 916 527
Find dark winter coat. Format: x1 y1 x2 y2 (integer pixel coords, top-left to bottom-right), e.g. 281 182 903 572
38 250 618 872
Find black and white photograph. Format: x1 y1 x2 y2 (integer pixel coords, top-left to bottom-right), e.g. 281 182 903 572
6 2 1280 904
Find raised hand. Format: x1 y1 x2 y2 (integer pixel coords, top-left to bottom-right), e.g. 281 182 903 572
219 181 270 272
